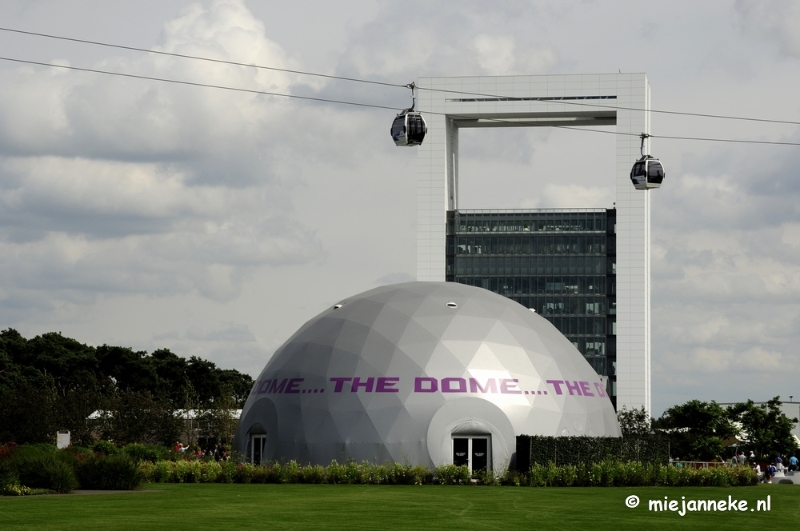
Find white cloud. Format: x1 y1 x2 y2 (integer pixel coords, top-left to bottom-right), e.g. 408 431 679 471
520 184 614 209
474 34 556 76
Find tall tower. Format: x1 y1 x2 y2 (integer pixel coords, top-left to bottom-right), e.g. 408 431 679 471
415 74 651 413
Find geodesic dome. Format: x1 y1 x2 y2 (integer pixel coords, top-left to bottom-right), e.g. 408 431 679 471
233 282 619 470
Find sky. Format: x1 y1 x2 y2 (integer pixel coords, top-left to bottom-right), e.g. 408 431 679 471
1 0 799 416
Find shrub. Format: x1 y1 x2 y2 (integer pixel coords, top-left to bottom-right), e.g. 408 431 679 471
62 446 93 462
76 454 142 490
433 464 470 485
0 461 20 489
171 460 204 483
233 463 254 484
302 464 326 484
123 444 168 463
9 450 78 493
516 460 757 488
0 442 18 460
93 440 118 456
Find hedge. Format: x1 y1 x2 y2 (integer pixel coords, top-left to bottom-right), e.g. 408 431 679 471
507 461 757 487
516 435 670 471
138 460 469 485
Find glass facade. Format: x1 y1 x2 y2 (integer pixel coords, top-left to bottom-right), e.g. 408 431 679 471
446 209 617 407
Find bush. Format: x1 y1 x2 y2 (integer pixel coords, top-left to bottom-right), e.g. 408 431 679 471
93 440 118 456
128 457 759 489
0 461 20 489
518 460 756 488
20 457 77 493
76 454 142 490
122 444 169 463
0 442 19 460
62 446 93 462
433 464 471 485
6 449 78 493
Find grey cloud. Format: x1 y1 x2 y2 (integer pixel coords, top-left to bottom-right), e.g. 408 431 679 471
186 322 257 342
735 0 800 58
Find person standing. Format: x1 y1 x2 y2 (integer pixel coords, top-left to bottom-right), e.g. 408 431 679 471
789 454 798 472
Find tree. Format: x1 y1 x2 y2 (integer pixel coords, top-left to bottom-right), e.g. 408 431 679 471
218 369 254 407
654 400 737 460
199 385 239 446
0 381 60 444
54 386 104 447
728 397 798 459
99 390 181 446
0 328 253 446
617 406 652 437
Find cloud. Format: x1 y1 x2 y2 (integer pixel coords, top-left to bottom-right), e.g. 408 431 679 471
0 0 312 187
185 322 257 343
474 34 556 76
331 1 566 81
735 0 800 58
520 184 614 209
0 1 327 312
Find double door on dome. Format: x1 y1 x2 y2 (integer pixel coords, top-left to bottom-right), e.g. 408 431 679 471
452 436 490 473
249 434 267 465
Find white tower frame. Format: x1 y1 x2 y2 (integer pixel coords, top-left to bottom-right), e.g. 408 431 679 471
415 74 651 413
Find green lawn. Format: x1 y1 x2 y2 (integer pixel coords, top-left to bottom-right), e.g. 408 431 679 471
2 483 799 530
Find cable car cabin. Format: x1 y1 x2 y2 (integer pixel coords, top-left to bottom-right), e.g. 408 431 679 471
630 156 665 190
391 111 427 147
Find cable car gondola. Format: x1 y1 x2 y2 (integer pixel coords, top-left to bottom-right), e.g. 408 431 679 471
391 83 427 147
630 133 665 190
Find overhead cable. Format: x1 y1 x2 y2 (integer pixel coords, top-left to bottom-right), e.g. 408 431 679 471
2 26 799 127
0 26 406 89
2 56 800 147
0 56 401 111
553 125 800 146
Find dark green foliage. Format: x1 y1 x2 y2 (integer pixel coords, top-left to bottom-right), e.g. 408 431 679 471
653 397 799 460
97 391 183 446
653 399 736 460
135 459 757 488
0 460 19 487
0 382 61 444
516 435 669 470
616 405 652 436
122 443 170 463
75 454 142 490
5 448 78 493
0 328 253 446
93 440 118 456
522 460 757 487
728 397 798 458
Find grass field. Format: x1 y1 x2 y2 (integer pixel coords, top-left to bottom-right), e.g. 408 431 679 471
2 483 799 530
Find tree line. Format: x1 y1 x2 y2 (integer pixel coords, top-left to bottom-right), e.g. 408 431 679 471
617 398 798 461
0 329 253 447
